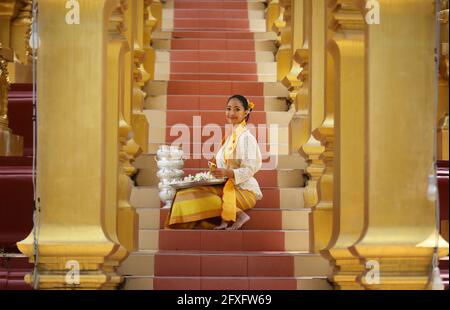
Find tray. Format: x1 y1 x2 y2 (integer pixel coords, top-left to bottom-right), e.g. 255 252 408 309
170 178 228 190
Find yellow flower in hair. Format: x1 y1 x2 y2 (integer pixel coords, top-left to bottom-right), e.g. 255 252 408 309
248 101 255 110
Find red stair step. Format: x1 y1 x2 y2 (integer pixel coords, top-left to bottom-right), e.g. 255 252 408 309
201 230 244 251
201 278 249 291
153 277 298 290
249 278 297 290
165 110 266 126
170 50 256 62
174 9 249 19
160 209 283 230
172 31 255 40
200 278 250 290
169 73 258 81
171 62 257 74
201 255 247 276
155 254 201 277
173 18 250 30
167 81 264 96
174 1 248 10
171 39 255 51
166 95 264 111
154 277 201 290
155 252 296 277
159 230 285 252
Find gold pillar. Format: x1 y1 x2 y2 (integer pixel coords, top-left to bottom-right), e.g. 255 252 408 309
266 0 281 32
285 0 307 166
131 0 150 156
351 0 449 290
108 1 138 262
143 0 157 81
10 0 32 65
285 1 311 155
275 0 292 82
17 0 128 289
438 3 449 161
9 0 33 84
310 2 336 255
321 0 366 290
118 0 146 259
0 47 23 156
123 0 150 174
300 0 326 211
150 0 162 31
0 0 24 156
282 0 306 101
102 2 135 290
0 1 16 50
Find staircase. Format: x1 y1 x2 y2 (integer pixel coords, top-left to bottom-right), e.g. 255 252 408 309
118 0 332 290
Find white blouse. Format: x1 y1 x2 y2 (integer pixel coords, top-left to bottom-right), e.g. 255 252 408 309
215 129 263 200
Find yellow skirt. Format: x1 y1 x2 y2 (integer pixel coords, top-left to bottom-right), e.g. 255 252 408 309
165 185 257 229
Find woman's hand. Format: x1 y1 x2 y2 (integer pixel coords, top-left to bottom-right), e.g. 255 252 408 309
210 168 234 179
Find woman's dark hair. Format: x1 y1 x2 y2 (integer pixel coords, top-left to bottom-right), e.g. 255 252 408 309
227 94 252 122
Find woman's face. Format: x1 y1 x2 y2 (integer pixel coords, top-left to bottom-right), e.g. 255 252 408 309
226 98 247 125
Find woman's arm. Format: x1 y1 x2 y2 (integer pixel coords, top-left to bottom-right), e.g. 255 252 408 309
210 168 234 179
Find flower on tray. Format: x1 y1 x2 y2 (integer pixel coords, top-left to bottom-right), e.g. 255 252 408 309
168 171 222 185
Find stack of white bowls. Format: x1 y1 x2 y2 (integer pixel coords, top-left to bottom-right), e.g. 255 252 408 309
156 145 184 209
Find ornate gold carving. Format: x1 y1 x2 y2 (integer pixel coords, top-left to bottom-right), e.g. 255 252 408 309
328 0 365 31
311 121 334 252
438 2 449 159
318 0 366 290
0 45 23 156
0 53 11 129
266 0 281 32
11 0 33 65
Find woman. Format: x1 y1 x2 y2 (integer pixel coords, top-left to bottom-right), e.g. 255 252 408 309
165 95 263 230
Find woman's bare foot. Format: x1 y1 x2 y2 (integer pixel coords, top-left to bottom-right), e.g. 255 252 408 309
214 220 229 230
226 212 250 230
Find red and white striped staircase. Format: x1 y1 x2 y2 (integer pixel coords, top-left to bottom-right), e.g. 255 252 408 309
118 0 332 290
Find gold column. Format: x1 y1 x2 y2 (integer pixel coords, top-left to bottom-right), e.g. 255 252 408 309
9 0 33 83
266 0 281 32
320 0 366 290
150 0 162 31
102 2 134 290
0 0 16 50
117 0 149 260
143 0 157 81
274 0 292 82
351 0 449 290
0 47 23 156
438 3 449 160
10 0 32 65
282 0 305 102
310 2 336 254
0 0 24 156
122 0 140 176
284 1 311 155
131 0 150 156
300 0 326 211
117 0 140 263
17 0 128 289
123 0 150 173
